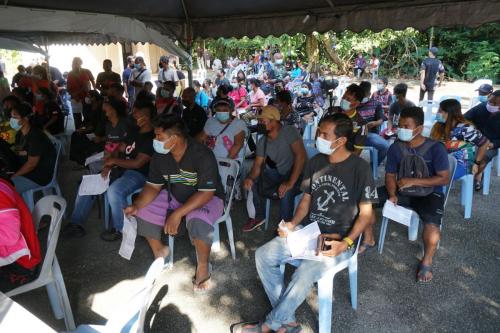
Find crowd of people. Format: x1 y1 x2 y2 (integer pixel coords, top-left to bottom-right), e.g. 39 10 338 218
0 48 499 333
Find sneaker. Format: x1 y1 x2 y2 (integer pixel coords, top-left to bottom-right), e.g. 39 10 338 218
243 218 265 232
100 229 122 242
62 224 86 238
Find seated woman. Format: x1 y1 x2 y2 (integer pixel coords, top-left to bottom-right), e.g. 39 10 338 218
33 87 64 135
293 82 317 123
0 169 42 292
10 103 56 199
199 98 247 162
69 90 106 166
1 95 21 145
62 100 155 239
430 98 490 180
244 78 266 117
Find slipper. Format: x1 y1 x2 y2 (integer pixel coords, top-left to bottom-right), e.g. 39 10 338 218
358 242 376 255
417 263 433 283
193 264 213 294
232 321 265 333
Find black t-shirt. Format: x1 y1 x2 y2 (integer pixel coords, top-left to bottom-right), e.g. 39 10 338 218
15 128 56 186
177 70 186 80
105 118 130 143
420 58 444 89
300 153 378 236
121 130 154 176
96 71 122 95
34 101 64 135
182 104 208 138
148 139 225 203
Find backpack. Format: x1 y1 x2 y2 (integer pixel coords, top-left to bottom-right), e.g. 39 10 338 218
396 139 436 197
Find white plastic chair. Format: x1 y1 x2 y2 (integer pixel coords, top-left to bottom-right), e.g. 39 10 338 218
6 195 75 331
167 158 240 267
73 257 165 333
279 237 362 333
496 148 500 177
469 96 481 109
378 155 456 253
22 139 63 211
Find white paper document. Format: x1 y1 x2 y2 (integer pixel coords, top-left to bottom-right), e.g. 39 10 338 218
84 151 104 166
119 216 137 260
286 222 322 260
78 174 110 196
382 200 414 226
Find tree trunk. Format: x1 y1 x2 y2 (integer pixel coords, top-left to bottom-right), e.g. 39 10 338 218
316 32 348 74
306 34 320 73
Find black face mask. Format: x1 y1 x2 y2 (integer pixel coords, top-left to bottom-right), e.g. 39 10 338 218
256 123 269 134
159 62 164 69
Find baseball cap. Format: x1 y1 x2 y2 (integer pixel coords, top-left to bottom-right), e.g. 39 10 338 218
476 84 494 94
429 47 439 55
258 105 281 121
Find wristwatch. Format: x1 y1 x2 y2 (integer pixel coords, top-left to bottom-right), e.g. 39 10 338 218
343 237 354 249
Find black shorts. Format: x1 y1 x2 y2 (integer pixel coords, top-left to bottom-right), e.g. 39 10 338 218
375 186 444 226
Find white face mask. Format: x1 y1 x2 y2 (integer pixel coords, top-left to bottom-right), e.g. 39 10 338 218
361 97 369 104
316 137 341 155
377 84 385 91
486 102 499 113
397 128 416 142
340 99 351 111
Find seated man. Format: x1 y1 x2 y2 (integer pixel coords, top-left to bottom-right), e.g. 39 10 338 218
242 106 306 232
62 101 155 239
356 81 390 164
371 77 392 116
181 87 207 139
464 90 500 190
362 107 450 282
234 113 376 333
385 83 415 135
124 114 224 293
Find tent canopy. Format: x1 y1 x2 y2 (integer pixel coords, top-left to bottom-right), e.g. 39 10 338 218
0 36 47 55
4 0 500 40
0 6 190 62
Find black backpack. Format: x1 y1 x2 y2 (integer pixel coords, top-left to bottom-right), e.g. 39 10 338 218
395 139 436 197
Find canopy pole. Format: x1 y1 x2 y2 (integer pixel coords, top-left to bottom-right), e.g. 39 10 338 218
42 35 52 82
180 0 193 86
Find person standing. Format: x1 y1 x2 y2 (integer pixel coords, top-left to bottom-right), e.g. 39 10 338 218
96 59 122 97
129 56 152 100
158 56 179 85
67 57 96 129
419 47 445 101
122 56 135 105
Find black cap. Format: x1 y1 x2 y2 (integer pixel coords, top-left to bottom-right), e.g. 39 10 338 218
476 84 494 94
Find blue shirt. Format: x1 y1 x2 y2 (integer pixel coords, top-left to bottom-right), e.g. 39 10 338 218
195 91 209 109
386 139 449 193
122 67 134 97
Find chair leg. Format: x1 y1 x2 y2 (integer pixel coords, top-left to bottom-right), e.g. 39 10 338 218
168 236 174 268
226 216 236 260
46 281 64 320
264 199 270 230
463 175 473 219
103 193 110 230
24 190 35 212
371 149 378 180
408 215 419 241
378 217 389 254
53 258 76 330
496 151 500 177
317 274 334 333
348 257 358 310
212 223 221 253
483 162 492 196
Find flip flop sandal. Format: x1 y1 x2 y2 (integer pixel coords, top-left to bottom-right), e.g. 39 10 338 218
232 321 265 333
193 274 212 294
417 263 433 283
358 242 376 255
280 323 304 333
192 263 213 284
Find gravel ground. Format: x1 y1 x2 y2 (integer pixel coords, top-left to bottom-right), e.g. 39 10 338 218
9 82 500 333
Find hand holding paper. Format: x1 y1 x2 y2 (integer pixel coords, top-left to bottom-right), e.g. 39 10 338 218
78 173 110 196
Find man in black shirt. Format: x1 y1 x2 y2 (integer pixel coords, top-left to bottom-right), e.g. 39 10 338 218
235 113 376 333
419 47 445 101
125 114 224 293
181 87 207 138
96 59 122 96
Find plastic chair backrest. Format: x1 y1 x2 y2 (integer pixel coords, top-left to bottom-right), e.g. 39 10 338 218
48 138 62 185
443 155 457 209
418 100 440 125
31 196 66 280
303 139 319 159
105 258 164 333
439 95 462 103
216 158 240 211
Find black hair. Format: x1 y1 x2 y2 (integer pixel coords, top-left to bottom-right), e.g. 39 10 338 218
136 90 155 104
88 90 103 101
193 80 201 88
133 99 156 119
183 87 196 96
379 77 389 86
400 107 424 126
218 68 225 75
153 113 188 138
2 95 21 106
248 78 261 87
103 59 112 65
12 87 32 104
359 81 371 96
103 96 127 118
276 90 292 105
37 87 55 101
218 84 231 95
12 102 33 118
163 80 176 91
493 90 500 97
345 84 365 102
439 99 461 115
319 113 354 140
302 82 312 90
393 83 408 97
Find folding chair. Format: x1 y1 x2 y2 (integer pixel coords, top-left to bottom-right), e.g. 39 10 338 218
361 146 378 180
6 196 75 331
378 155 457 253
167 158 240 268
73 258 164 333
22 139 63 211
279 237 362 333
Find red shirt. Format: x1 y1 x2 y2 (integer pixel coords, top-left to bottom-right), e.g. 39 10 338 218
67 69 92 101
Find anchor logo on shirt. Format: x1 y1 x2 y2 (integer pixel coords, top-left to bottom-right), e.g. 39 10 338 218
317 190 336 212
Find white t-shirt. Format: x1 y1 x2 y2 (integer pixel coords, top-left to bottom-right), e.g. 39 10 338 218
130 68 152 97
370 58 380 69
203 117 248 160
158 67 179 83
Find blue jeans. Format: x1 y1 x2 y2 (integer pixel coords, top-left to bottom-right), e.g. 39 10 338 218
71 170 146 231
252 167 298 222
255 237 353 331
364 132 390 164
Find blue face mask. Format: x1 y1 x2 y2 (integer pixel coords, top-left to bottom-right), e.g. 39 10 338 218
134 63 141 70
216 112 230 123
435 113 446 124
300 88 309 95
478 95 488 103
397 128 415 142
9 118 22 131
340 99 351 111
153 138 172 154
